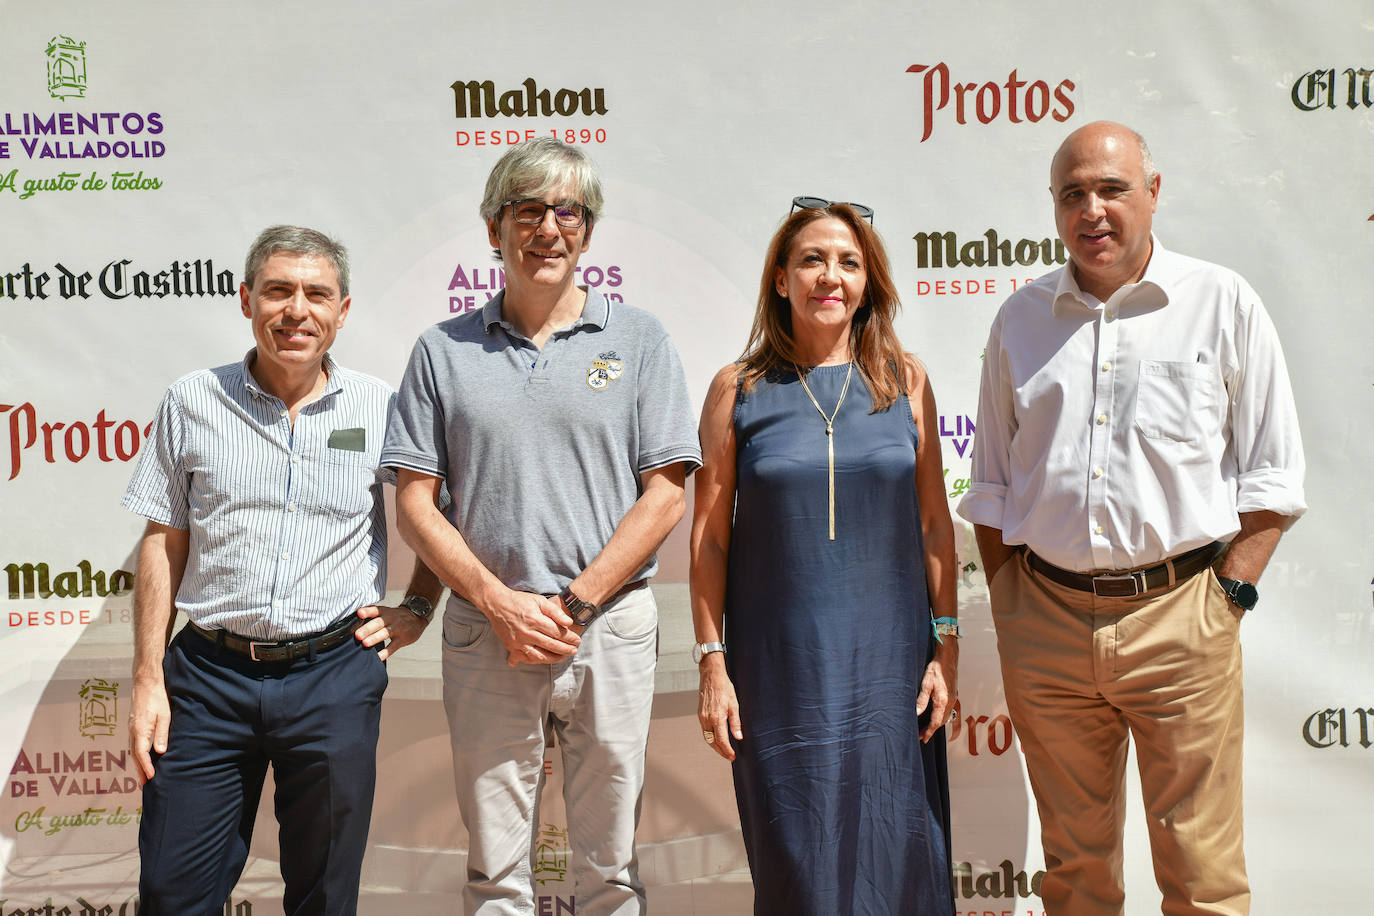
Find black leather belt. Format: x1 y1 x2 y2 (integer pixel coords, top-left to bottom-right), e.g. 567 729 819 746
1026 542 1224 598
187 616 362 663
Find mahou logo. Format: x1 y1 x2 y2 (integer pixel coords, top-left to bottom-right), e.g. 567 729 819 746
451 78 608 118
906 63 1075 142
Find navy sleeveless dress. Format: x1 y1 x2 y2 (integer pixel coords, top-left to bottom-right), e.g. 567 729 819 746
726 364 953 915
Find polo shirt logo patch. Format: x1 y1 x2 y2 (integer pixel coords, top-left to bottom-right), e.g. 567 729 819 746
586 351 623 390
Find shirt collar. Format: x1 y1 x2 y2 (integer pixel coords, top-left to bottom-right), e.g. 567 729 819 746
482 287 609 336
1052 234 1174 318
239 349 343 401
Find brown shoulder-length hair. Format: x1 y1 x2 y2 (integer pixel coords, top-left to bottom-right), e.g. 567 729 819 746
738 203 905 410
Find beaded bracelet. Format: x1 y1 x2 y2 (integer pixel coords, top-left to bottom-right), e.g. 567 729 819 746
931 616 961 643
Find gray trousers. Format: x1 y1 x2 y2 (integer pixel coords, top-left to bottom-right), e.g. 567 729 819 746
442 587 658 915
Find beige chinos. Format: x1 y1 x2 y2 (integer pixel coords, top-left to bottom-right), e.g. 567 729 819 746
990 549 1249 916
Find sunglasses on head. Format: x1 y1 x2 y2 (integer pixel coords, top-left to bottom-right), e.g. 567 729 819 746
790 196 874 223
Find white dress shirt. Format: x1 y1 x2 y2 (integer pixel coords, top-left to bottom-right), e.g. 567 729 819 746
957 238 1306 573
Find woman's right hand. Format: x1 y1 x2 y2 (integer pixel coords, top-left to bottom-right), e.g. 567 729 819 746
697 653 743 761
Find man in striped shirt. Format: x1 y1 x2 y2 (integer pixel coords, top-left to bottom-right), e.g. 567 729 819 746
123 225 442 915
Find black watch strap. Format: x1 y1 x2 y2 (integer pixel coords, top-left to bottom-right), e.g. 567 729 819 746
1216 576 1259 611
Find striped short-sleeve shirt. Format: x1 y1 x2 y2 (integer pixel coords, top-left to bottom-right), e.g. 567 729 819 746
122 351 394 639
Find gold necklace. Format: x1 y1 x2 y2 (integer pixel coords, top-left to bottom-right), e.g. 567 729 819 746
794 361 853 541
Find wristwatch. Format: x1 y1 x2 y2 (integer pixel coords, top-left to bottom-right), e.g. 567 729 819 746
692 641 726 664
1216 576 1259 611
400 594 434 620
559 586 600 626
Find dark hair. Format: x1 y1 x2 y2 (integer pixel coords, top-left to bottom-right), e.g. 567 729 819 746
739 204 906 410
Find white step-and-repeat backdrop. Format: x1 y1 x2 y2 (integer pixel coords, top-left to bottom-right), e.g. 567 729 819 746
3 2 1371 913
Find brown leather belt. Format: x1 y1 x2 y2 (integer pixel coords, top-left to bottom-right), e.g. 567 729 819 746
186 615 363 663
1026 542 1224 598
605 578 650 603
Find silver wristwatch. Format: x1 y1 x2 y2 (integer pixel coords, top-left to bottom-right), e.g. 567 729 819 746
692 641 726 664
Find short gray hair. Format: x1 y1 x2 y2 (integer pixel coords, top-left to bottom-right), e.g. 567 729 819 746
479 137 604 226
243 225 351 298
1134 128 1159 186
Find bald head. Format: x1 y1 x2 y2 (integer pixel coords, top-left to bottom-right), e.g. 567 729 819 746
1052 121 1157 189
1050 121 1162 301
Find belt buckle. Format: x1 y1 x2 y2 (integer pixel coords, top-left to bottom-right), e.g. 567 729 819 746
249 641 272 662
1092 572 1143 598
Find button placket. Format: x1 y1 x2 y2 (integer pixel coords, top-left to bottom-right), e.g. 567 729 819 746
273 401 303 611
1087 311 1118 566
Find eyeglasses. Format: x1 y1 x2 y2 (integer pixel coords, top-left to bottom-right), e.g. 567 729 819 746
503 198 588 228
790 196 874 224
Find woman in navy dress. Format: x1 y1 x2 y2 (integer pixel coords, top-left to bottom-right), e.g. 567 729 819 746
689 200 959 915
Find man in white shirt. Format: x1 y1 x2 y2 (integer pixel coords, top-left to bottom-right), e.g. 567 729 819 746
959 122 1305 915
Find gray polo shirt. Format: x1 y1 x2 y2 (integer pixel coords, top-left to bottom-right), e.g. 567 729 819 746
382 289 701 594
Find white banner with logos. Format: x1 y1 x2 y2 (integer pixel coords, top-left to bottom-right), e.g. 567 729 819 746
3 2 1370 913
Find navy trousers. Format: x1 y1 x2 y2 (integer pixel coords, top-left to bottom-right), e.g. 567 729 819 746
138 625 388 916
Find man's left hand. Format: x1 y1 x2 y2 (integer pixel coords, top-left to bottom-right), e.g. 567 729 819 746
355 604 428 660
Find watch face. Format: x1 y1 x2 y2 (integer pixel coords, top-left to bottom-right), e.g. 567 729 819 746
403 595 433 619
693 643 723 664
570 601 597 626
1220 577 1259 610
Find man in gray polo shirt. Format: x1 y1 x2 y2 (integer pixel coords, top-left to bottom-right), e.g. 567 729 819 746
382 138 700 914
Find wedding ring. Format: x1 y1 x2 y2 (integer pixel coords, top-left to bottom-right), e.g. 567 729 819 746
703 730 715 743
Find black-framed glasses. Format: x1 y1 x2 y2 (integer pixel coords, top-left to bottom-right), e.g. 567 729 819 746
503 198 588 228
791 196 874 224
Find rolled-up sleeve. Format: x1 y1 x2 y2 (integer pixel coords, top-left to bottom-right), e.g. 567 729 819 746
957 311 1013 528
1229 288 1306 522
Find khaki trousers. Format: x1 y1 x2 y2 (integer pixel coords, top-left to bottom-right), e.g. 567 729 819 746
990 550 1249 916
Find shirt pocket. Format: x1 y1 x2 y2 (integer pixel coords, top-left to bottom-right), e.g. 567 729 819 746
318 446 379 521
1133 359 1217 442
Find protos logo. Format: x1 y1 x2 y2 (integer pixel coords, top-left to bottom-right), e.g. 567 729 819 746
1303 707 1374 748
0 403 152 481
947 700 1017 757
906 63 1074 142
